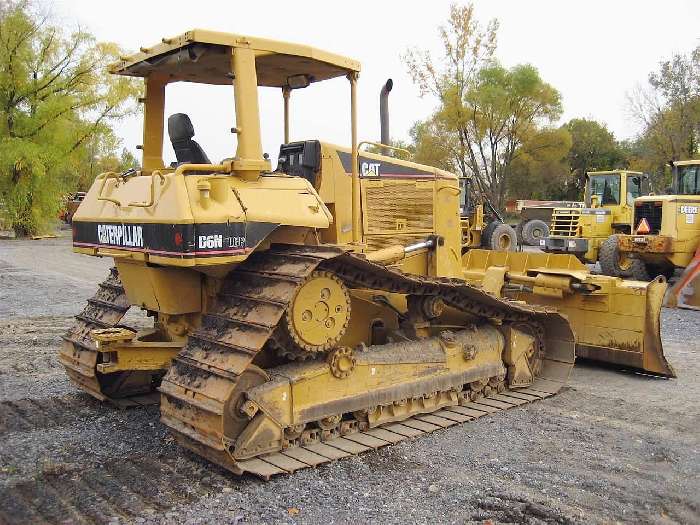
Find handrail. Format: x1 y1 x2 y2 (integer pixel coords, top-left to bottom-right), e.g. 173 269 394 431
96 172 123 206
126 171 166 207
358 141 411 158
95 163 228 209
173 163 229 176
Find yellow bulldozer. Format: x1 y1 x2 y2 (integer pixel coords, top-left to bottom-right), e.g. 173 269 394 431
543 170 651 276
618 159 700 307
60 30 672 479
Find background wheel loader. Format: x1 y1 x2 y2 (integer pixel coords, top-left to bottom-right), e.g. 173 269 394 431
458 176 518 252
60 29 669 479
618 159 700 307
543 170 651 277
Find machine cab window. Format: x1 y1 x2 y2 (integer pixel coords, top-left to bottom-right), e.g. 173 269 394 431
677 164 700 195
626 174 645 205
589 174 620 206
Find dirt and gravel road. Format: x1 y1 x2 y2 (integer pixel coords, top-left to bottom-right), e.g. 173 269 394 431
1 235 699 525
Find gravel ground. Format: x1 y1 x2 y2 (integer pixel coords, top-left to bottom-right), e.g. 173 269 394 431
0 235 699 525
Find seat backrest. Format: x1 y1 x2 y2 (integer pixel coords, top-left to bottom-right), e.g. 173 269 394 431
167 113 211 165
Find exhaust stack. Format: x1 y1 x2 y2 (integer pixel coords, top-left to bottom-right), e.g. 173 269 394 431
380 79 393 155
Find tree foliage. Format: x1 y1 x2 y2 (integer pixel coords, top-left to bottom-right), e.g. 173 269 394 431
507 127 572 200
627 46 700 186
404 3 563 210
404 3 498 101
0 0 139 235
563 118 627 198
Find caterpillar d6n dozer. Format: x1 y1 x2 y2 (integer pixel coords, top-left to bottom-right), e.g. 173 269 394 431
60 30 661 479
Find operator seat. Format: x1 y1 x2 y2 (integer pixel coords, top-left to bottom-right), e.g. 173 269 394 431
167 113 211 164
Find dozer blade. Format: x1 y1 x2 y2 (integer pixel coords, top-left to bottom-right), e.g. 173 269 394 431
462 249 675 378
665 246 700 311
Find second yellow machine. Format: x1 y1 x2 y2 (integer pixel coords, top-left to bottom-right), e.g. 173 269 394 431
61 30 669 478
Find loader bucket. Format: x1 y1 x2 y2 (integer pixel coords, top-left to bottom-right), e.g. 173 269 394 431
664 247 700 311
461 249 675 378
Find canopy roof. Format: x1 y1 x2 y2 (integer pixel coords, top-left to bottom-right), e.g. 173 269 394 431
109 29 361 87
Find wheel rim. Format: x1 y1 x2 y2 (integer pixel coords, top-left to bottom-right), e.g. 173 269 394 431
498 234 511 250
618 253 633 272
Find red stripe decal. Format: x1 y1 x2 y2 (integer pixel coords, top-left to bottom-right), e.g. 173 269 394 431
73 242 250 257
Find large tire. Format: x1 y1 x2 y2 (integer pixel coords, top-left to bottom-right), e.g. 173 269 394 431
483 221 517 251
629 262 675 282
521 219 549 246
481 220 499 246
628 262 653 281
598 234 647 278
515 221 525 245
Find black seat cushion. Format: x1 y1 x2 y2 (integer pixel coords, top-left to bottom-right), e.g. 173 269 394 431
167 113 211 165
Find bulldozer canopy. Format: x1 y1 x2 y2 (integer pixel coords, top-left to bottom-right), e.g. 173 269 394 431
109 29 360 87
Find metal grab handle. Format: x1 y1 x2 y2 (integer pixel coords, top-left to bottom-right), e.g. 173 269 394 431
96 172 122 206
96 170 167 208
127 171 166 208
174 163 229 176
97 164 228 208
358 141 411 157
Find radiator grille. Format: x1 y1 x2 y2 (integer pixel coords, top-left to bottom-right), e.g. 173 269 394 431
634 202 662 234
364 181 434 234
549 209 581 237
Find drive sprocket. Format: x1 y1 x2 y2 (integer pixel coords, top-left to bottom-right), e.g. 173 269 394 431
278 270 351 357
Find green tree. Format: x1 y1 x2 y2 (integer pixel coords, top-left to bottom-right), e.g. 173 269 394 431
404 4 563 210
0 0 138 235
563 118 627 198
507 127 572 200
410 117 456 172
628 46 700 165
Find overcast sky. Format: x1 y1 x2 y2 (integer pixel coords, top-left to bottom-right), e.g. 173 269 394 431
54 0 700 165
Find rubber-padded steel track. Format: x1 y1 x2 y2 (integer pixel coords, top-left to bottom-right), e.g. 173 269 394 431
59 268 158 407
159 244 574 477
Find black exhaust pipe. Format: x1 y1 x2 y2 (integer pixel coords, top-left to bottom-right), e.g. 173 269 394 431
380 79 393 155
